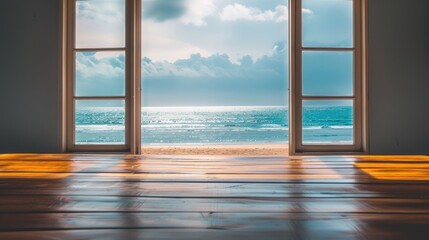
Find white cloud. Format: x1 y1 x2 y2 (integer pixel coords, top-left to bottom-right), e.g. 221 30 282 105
76 0 125 47
302 8 313 15
220 4 312 23
142 0 216 26
142 57 215 78
77 0 124 23
180 0 217 26
75 52 126 96
143 35 212 62
141 21 213 61
140 51 288 106
141 49 286 80
76 52 124 80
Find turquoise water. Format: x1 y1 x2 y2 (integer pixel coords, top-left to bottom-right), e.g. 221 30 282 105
75 106 353 145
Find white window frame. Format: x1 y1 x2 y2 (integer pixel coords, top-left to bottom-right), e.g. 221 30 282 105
289 0 367 154
61 0 141 153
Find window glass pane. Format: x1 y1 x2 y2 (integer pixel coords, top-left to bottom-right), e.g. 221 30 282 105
302 0 353 47
302 100 353 144
302 51 353 96
76 0 125 48
75 51 126 97
75 100 125 145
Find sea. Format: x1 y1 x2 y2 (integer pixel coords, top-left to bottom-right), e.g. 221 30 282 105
75 106 353 145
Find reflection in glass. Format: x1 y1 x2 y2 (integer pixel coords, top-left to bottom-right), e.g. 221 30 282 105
302 51 353 96
75 100 125 145
302 100 353 144
302 0 353 47
75 51 126 97
76 0 125 48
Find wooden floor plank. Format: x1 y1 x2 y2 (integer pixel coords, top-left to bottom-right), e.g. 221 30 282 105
0 154 428 239
1 212 429 232
1 226 428 240
1 182 429 198
1 195 429 213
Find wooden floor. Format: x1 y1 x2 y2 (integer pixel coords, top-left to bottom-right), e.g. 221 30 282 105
0 154 429 239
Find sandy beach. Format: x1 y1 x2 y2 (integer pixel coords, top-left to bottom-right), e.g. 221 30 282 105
141 144 289 156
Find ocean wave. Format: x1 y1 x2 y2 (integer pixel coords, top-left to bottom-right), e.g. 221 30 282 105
76 106 354 144
142 106 288 113
303 125 353 130
330 126 354 129
76 125 125 132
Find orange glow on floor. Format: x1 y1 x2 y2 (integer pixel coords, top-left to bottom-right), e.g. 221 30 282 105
354 156 429 181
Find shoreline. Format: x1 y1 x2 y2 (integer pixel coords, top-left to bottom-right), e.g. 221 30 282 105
141 143 289 156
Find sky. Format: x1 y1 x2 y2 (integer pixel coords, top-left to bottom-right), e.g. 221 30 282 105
75 0 354 107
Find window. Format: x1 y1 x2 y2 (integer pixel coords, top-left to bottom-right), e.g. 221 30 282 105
289 0 365 153
64 0 140 152
62 0 366 154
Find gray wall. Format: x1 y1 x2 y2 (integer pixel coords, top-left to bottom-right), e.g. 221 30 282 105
368 0 429 154
0 0 428 154
0 0 61 153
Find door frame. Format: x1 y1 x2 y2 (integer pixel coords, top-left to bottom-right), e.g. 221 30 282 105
60 0 141 153
60 0 365 154
288 0 368 155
